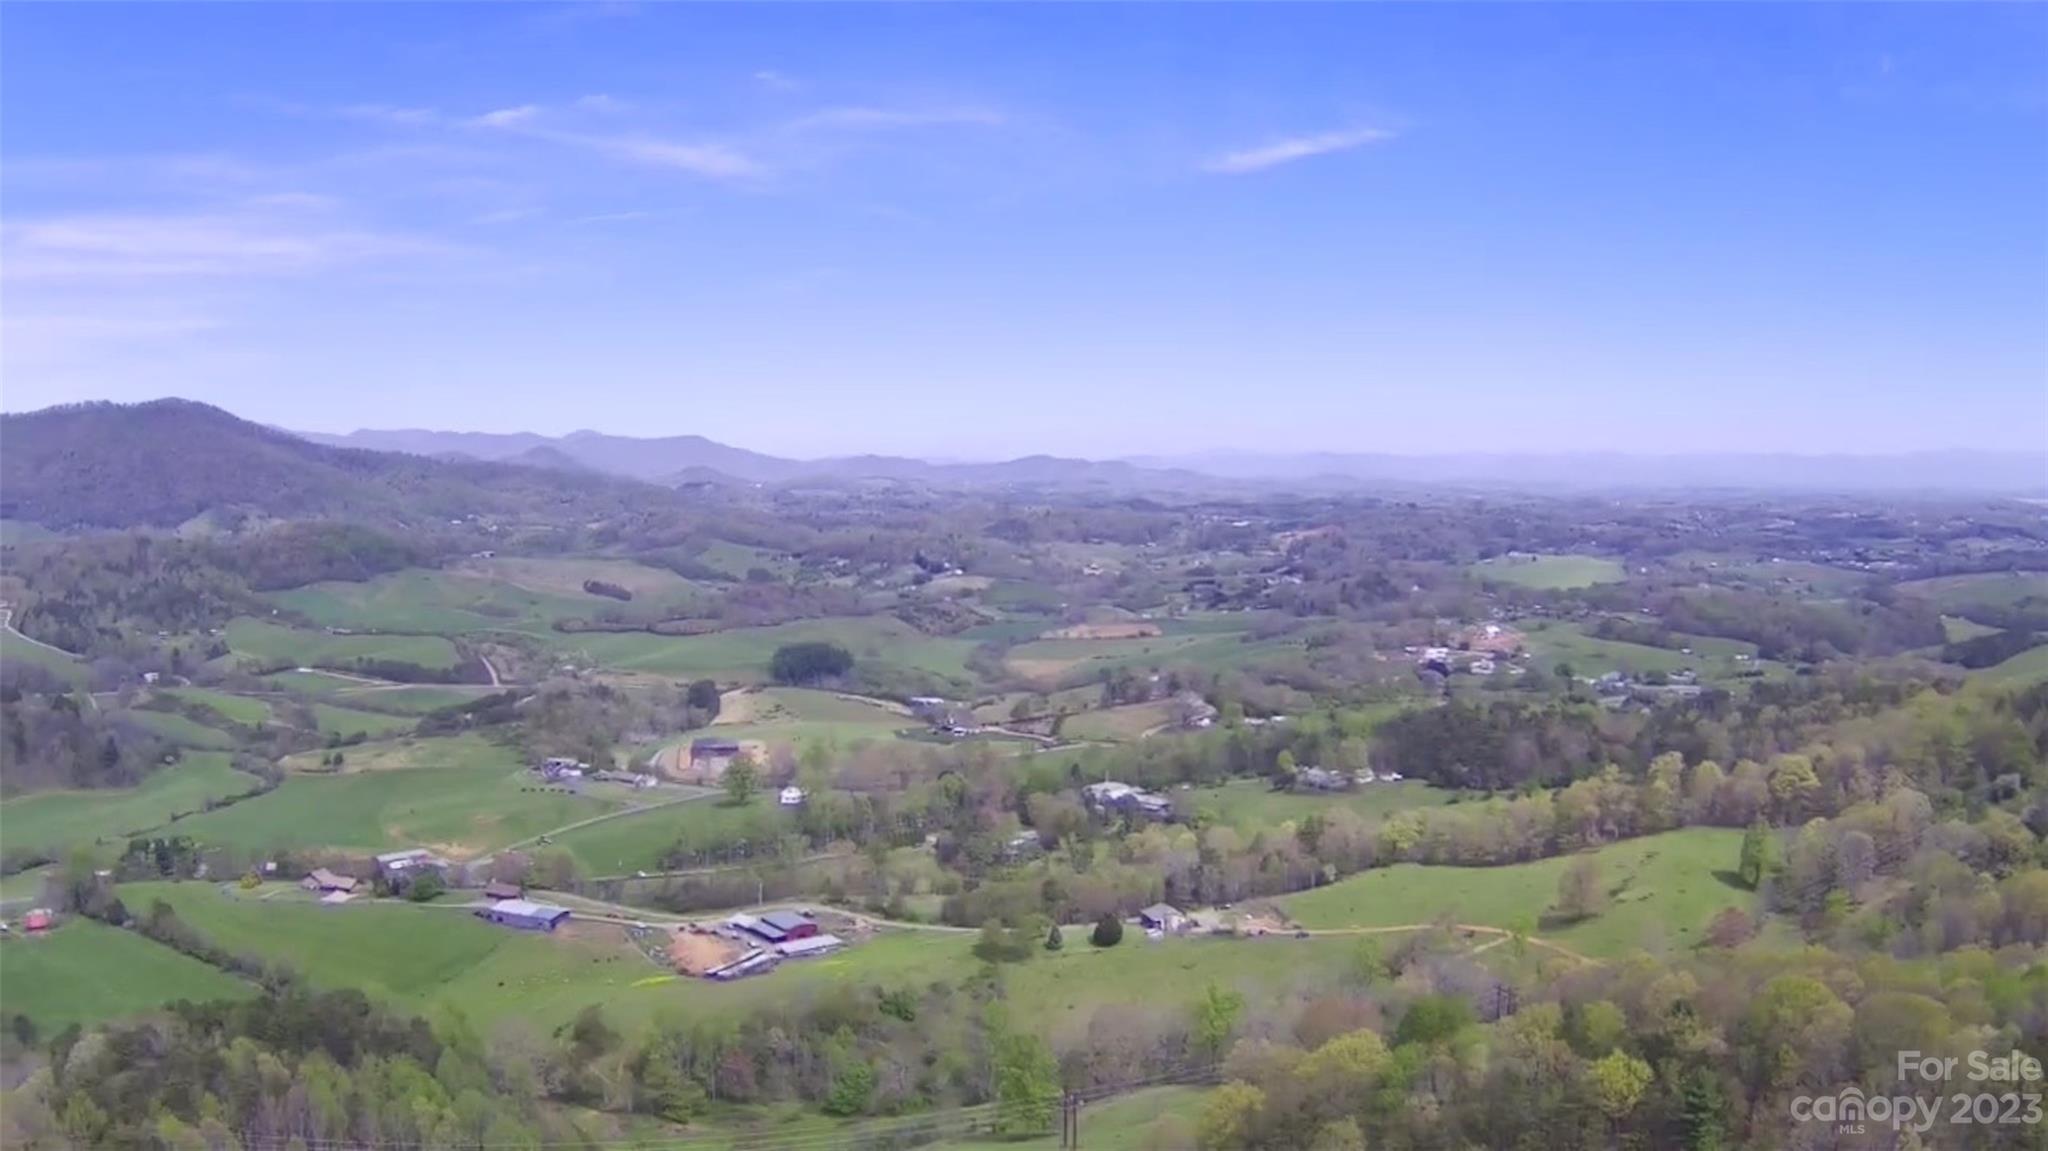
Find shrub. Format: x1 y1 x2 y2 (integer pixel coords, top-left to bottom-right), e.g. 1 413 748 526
1091 913 1123 948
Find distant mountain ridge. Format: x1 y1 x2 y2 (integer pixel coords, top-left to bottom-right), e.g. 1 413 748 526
308 425 2047 495
0 400 662 529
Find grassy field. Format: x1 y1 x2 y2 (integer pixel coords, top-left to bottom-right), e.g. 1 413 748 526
1943 615 2004 643
1005 933 1367 1045
1898 572 2048 620
465 556 704 601
689 541 795 581
117 707 239 749
1060 700 1180 741
1474 554 1628 590
704 687 917 745
226 617 463 671
1516 619 1766 679
169 750 617 858
163 687 272 726
1184 778 1456 831
0 630 89 685
277 731 510 774
340 685 499 712
268 568 602 638
1005 633 1250 686
0 918 254 1032
556 617 978 683
1 753 264 857
1282 827 1748 958
0 867 50 903
552 795 790 874
1983 643 2048 686
309 703 418 740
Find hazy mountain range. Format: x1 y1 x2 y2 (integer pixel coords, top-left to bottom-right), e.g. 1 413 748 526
0 400 2039 534
306 427 2047 495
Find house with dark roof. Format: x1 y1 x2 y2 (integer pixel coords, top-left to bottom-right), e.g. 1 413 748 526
482 880 522 902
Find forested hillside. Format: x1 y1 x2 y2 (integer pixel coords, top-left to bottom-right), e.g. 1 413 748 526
0 400 661 529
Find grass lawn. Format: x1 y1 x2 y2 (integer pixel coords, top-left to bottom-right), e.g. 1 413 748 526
1898 572 2048 621
1941 616 2004 643
335 685 500 713
1184 778 1456 831
0 631 89 685
552 795 790 874
1473 554 1627 590
170 755 618 859
226 617 463 671
689 541 795 581
1516 619 1766 680
1060 700 1179 742
699 687 919 749
117 708 240 749
309 703 420 740
1 753 264 857
0 918 255 1032
1005 934 1367 1046
1983 643 2048 686
269 569 593 638
1282 827 1749 959
163 687 272 726
277 732 512 774
0 867 50 903
1005 634 1238 686
259 668 363 695
556 617 978 684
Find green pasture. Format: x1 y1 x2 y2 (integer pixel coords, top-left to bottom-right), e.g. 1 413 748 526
0 631 88 685
267 568 602 638
163 687 272 726
169 753 617 859
1 753 264 857
1472 554 1627 590
555 617 978 683
116 708 239 749
226 618 462 671
1186 778 1456 831
1282 827 1749 958
309 703 419 740
1898 572 2048 621
551 795 790 875
0 918 254 1032
1516 619 1766 679
1982 642 2048 686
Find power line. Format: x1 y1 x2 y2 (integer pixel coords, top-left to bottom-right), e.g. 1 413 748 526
229 1062 1225 1151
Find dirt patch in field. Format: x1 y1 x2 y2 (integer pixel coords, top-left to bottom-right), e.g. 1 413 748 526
669 928 743 975
555 919 629 947
1039 622 1164 641
713 688 765 726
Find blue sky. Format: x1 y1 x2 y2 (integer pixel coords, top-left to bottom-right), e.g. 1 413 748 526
4 4 2043 458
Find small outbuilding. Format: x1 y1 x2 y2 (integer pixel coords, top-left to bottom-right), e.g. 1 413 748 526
476 899 571 932
482 880 522 902
1137 903 1187 934
303 868 359 894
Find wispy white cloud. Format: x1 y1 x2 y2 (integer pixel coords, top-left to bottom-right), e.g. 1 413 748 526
472 105 541 129
2 212 455 281
340 103 440 127
574 93 632 114
753 70 800 92
569 210 654 225
786 105 1006 132
1203 127 1394 174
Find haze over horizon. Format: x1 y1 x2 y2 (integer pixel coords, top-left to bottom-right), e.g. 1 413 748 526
5 4 2045 459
